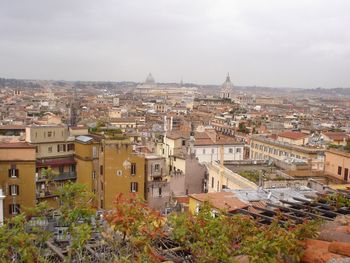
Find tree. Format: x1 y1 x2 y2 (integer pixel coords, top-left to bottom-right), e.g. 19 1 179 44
168 201 320 263
104 193 165 262
55 182 95 262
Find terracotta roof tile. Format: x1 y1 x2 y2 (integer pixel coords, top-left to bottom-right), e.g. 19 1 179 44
278 131 308 140
189 192 248 212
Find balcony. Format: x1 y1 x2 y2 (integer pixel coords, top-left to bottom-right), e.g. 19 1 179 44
36 171 77 183
36 190 58 199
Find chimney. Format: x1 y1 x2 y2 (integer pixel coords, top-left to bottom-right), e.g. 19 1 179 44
163 116 167 132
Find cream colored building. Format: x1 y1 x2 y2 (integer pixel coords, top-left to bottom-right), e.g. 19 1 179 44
324 149 350 182
250 136 324 171
26 125 75 159
205 162 257 193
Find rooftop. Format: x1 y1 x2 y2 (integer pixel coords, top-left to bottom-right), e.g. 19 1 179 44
0 142 35 149
278 131 308 140
189 192 248 212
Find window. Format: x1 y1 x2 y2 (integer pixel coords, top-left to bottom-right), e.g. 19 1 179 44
182 140 186 146
8 167 19 178
158 187 162 197
116 170 123 176
203 149 206 154
236 148 241 153
57 145 60 152
344 168 349 181
100 165 103 175
229 148 233 154
59 166 64 173
9 185 19 196
63 144 66 152
48 131 52 137
131 182 138 193
92 171 96 179
211 177 214 188
338 166 342 175
131 163 136 175
48 146 52 153
211 149 215 154
92 146 97 158
9 204 20 215
154 164 160 172
68 144 75 151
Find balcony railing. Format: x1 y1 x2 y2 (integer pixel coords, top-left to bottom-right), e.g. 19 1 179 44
36 190 58 199
36 171 77 182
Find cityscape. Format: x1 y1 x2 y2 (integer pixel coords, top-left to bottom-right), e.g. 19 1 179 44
1 1 350 262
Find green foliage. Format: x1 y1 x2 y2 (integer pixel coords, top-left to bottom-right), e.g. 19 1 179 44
322 192 350 209
169 202 320 263
238 123 249 134
0 183 322 262
239 170 261 184
104 193 165 262
56 181 95 224
0 214 47 262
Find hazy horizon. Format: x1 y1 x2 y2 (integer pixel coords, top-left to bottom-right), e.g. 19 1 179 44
1 0 350 89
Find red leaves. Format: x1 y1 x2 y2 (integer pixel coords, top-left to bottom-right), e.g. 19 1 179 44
105 193 166 262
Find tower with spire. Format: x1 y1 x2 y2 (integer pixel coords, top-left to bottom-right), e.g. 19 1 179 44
220 73 234 100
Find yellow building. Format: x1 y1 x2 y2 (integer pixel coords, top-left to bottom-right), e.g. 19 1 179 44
74 135 101 208
324 149 350 182
0 143 36 218
101 139 145 210
75 135 146 210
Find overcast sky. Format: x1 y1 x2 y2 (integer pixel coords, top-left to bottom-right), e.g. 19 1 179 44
0 0 349 88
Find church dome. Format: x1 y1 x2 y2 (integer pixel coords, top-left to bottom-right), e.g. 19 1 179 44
221 73 234 91
145 73 155 84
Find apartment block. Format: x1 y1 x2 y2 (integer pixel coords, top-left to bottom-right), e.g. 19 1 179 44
26 125 76 207
250 135 324 171
75 135 146 210
0 143 36 218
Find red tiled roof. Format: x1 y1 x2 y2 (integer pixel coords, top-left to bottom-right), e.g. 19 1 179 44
278 131 308 140
323 132 349 142
301 216 350 262
174 196 189 204
189 192 248 212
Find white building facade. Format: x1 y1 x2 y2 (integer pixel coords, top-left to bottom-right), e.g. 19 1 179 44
194 143 244 163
